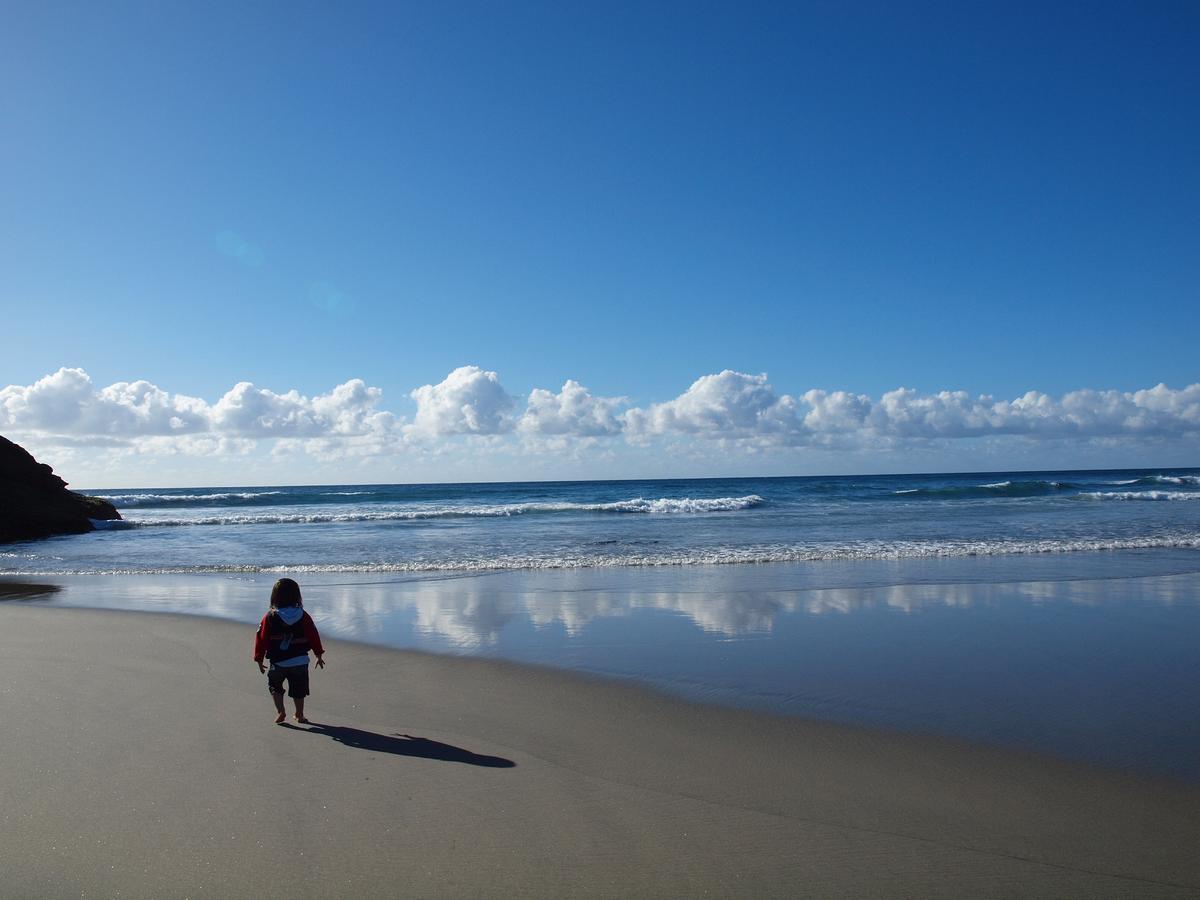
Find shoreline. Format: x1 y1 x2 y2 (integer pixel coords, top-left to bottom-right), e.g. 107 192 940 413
3 604 1199 897
6 599 1200 787
5 565 1200 784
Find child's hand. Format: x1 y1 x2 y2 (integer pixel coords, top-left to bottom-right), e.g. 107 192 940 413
315 656 326 669
255 659 266 673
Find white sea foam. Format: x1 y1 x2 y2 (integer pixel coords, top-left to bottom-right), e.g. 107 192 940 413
893 480 1072 499
89 518 132 530
9 533 1200 576
1102 475 1200 487
96 491 286 504
1077 491 1200 502
593 496 765 514
118 495 767 526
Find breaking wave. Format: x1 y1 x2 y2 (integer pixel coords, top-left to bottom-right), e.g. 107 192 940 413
94 491 288 506
1076 491 1200 502
11 533 1200 576
93 488 391 507
116 495 767 526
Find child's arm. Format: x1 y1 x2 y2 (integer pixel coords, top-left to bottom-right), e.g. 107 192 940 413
252 615 269 672
304 614 326 668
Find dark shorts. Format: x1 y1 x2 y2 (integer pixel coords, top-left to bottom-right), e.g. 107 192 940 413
267 663 310 698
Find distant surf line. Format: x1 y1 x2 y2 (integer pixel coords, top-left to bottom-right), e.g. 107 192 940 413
12 532 1200 576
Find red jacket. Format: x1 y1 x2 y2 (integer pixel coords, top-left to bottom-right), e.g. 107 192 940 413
253 609 324 663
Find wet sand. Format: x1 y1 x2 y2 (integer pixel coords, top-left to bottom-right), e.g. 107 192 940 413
2 605 1198 898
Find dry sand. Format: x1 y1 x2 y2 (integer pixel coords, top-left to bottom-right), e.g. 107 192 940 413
1 605 1198 898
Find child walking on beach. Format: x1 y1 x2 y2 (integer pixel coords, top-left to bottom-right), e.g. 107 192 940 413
253 578 325 724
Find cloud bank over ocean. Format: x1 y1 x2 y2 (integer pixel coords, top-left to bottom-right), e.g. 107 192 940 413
3 366 1198 481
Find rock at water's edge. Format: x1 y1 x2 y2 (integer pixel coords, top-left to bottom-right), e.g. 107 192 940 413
0 435 120 543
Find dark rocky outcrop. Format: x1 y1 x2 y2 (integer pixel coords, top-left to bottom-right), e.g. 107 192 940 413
0 436 120 543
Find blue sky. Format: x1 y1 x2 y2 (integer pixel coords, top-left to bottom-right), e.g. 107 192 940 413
2 2 1198 486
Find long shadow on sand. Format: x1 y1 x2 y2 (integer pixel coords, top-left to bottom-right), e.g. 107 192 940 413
282 723 516 768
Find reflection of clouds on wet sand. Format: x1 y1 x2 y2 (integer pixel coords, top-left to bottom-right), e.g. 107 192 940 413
308 583 522 648
645 591 789 634
319 585 634 647
533 589 782 637
295 570 1200 648
409 586 519 647
1007 576 1200 608
460 588 788 641
803 583 990 615
32 568 1200 650
310 583 793 644
310 573 1200 646
524 591 632 635
799 576 1199 616
29 574 271 620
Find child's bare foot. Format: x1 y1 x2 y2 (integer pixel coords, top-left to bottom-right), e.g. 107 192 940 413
274 712 287 724
293 715 310 724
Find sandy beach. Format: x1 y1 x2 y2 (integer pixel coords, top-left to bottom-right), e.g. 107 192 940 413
2 605 1198 898
7 0 1199 893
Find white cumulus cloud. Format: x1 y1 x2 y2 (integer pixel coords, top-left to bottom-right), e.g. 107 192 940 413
801 389 873 433
519 380 625 436
623 370 801 440
621 374 1200 446
868 388 1002 438
863 384 1200 440
212 379 393 437
0 368 209 436
4 367 1199 470
0 369 398 448
409 366 514 436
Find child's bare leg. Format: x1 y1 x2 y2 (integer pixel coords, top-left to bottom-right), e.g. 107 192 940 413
271 691 286 724
293 697 308 723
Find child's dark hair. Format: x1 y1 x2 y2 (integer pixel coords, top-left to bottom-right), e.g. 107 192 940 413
270 577 303 608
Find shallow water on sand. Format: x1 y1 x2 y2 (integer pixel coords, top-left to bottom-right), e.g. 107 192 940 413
6 553 1199 782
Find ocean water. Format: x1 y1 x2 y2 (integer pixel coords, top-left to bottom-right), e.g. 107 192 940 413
4 468 1200 780
4 468 1200 576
